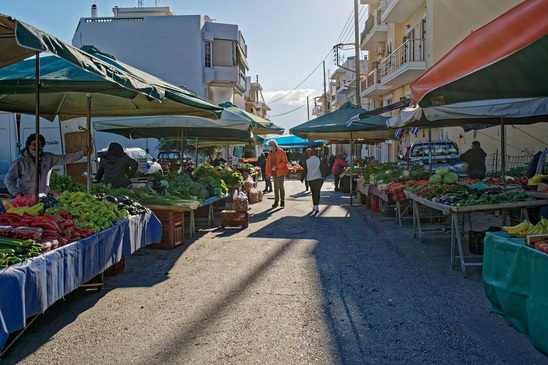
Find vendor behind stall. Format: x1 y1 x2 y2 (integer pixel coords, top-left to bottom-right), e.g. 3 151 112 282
460 141 487 179
4 133 92 197
95 142 138 188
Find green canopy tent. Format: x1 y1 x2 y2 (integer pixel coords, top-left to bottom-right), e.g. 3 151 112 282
0 45 224 192
290 102 393 205
290 102 392 143
219 101 284 136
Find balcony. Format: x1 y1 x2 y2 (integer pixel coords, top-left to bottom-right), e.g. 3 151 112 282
380 0 423 24
205 66 246 92
378 38 427 87
360 69 391 97
360 9 388 51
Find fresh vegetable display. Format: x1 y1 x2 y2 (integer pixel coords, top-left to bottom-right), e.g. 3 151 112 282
0 236 43 269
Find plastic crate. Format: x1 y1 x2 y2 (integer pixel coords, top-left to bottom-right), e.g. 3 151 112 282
468 227 501 255
149 207 184 229
370 196 379 212
221 210 249 229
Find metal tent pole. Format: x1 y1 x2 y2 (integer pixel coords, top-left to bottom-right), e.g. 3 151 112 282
34 52 40 203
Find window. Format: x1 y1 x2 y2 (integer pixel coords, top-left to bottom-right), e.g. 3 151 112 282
204 40 212 68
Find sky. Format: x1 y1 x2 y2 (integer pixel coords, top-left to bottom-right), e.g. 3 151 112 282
1 0 368 134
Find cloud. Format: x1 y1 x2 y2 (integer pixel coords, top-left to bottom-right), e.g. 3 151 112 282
263 88 318 106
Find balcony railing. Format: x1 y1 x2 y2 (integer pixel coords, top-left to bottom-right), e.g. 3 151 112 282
378 38 424 77
360 9 383 44
360 69 379 91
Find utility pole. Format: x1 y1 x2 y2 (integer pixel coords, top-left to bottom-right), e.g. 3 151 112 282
354 0 361 107
323 60 327 114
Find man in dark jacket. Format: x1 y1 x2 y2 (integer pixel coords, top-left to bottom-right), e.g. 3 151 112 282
95 142 138 188
460 141 487 179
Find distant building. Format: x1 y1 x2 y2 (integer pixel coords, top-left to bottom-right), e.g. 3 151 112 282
73 5 250 108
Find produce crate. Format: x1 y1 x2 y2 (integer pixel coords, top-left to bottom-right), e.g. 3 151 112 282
104 257 125 276
221 210 248 229
356 191 367 205
370 196 379 212
468 227 501 255
149 225 184 249
148 206 185 249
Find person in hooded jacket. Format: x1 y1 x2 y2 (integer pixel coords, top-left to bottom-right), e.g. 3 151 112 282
4 133 92 197
95 142 138 188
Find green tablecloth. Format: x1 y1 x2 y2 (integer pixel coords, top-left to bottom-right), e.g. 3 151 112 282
483 231 548 355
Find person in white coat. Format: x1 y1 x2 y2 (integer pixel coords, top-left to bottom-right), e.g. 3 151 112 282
300 148 324 213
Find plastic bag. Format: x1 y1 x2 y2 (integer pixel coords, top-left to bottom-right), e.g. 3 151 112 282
234 190 249 212
248 187 259 204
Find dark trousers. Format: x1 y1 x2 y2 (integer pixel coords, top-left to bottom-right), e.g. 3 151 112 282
272 175 285 204
309 179 324 206
261 168 272 191
334 174 341 190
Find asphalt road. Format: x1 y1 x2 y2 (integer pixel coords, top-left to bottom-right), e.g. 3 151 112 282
3 178 548 365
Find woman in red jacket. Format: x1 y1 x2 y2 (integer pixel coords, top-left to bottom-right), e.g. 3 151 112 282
265 139 289 208
331 152 349 191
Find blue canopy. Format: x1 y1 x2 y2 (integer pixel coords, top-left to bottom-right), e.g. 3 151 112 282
264 135 325 150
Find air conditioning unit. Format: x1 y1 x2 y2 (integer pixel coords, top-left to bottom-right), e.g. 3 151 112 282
377 42 386 56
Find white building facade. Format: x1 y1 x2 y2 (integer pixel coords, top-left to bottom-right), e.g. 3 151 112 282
72 5 249 108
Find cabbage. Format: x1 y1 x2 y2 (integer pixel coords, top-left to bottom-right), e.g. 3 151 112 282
429 174 443 185
443 172 459 184
436 166 449 176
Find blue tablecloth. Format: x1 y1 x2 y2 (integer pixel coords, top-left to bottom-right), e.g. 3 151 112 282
0 212 162 350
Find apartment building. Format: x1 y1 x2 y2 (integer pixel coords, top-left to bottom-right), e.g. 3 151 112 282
358 0 544 164
72 5 250 109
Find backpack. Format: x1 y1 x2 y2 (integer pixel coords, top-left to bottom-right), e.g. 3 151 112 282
320 157 331 178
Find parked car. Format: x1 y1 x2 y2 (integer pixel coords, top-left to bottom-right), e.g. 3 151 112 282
97 147 163 175
156 150 189 173
397 140 469 177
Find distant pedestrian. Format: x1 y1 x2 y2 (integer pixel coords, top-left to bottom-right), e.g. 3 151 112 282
301 148 324 213
266 139 289 208
258 152 272 193
331 152 349 191
95 142 138 188
299 147 310 192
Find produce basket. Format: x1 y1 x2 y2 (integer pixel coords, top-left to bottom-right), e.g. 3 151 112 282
148 206 185 249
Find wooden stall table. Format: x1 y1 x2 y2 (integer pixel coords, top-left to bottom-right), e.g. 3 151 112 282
483 231 548 355
405 190 548 276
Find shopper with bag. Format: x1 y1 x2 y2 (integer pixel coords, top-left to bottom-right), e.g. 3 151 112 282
301 148 324 213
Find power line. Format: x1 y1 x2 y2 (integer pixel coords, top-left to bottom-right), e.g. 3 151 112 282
266 49 332 104
270 103 306 118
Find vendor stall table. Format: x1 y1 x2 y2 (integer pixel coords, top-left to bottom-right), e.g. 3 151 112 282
405 190 548 276
483 231 548 355
0 212 162 354
148 195 228 241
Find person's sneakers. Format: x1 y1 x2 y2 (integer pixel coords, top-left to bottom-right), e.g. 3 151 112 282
313 205 319 212
280 202 285 208
262 189 268 194
272 202 278 208
334 188 340 191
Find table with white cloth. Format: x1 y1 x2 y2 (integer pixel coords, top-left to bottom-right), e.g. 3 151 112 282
0 212 162 353
405 191 548 276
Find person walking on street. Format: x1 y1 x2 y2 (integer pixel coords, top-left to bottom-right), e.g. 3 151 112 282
95 142 139 188
460 141 487 179
258 152 272 193
4 133 93 197
301 148 324 213
331 152 349 191
299 147 310 192
266 139 288 208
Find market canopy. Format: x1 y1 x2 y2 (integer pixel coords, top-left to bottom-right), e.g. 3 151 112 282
263 134 324 150
0 46 224 121
290 102 393 142
386 98 548 129
219 101 284 135
411 1 548 108
93 114 252 141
